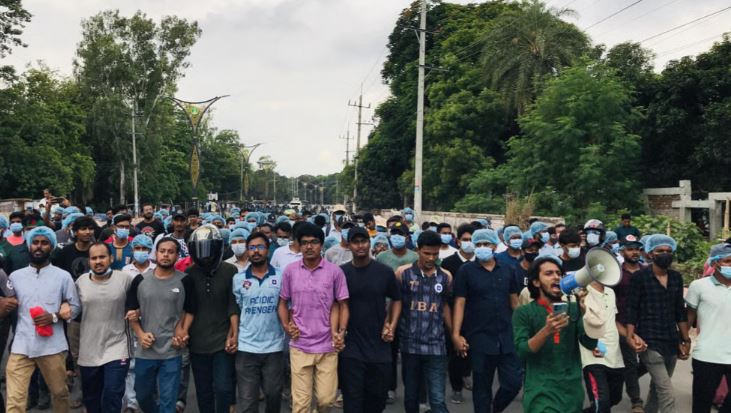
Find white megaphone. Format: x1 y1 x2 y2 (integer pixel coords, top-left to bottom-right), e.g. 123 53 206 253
560 248 621 295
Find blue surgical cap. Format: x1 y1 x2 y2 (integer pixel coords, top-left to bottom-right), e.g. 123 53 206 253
639 235 652 251
62 212 84 230
536 253 563 267
131 234 154 250
503 226 522 241
159 209 170 217
209 215 225 225
229 207 241 217
63 206 81 218
153 212 163 221
244 212 258 223
372 234 389 248
276 215 289 225
256 212 267 226
324 235 340 251
220 228 231 245
472 229 499 245
85 207 93 216
476 219 489 229
529 221 549 236
0 216 7 229
645 234 677 253
230 228 250 241
604 231 618 245
412 230 423 248
708 243 731 265
26 226 57 249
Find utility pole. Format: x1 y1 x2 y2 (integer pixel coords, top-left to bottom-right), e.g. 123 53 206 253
414 0 426 220
348 85 371 212
340 129 351 167
131 100 139 218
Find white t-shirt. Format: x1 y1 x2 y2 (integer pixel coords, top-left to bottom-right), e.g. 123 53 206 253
270 246 302 271
495 242 508 254
438 245 457 260
686 276 731 364
122 262 156 277
225 255 250 273
580 285 624 369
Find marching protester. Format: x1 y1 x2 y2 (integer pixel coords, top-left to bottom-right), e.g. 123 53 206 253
339 226 401 413
234 231 285 413
225 228 251 272
626 235 690 413
452 228 522 413
277 222 349 413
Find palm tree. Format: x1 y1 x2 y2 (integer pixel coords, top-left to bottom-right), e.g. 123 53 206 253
481 0 589 114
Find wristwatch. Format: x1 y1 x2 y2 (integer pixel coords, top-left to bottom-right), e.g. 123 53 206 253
51 313 59 324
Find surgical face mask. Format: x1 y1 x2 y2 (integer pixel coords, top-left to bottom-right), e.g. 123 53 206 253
133 251 150 264
428 226 437 232
653 253 673 269
231 243 247 257
390 235 406 249
509 239 523 250
9 223 22 234
341 229 350 242
440 234 452 245
719 266 731 279
228 224 235 230
115 228 129 239
611 243 620 253
586 232 600 246
567 247 581 259
540 232 550 243
245 222 257 232
277 238 290 247
475 246 494 262
460 241 475 254
404 213 414 222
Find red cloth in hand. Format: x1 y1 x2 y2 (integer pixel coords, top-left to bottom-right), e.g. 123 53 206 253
29 306 53 337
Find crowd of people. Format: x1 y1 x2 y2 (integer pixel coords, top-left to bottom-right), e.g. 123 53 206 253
0 199 729 413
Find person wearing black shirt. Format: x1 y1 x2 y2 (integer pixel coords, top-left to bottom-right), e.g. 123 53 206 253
52 216 96 280
557 228 585 272
439 223 475 404
626 235 690 413
134 203 165 240
339 227 402 413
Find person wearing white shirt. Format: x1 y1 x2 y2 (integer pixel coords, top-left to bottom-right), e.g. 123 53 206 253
270 237 302 271
436 223 457 260
225 229 251 272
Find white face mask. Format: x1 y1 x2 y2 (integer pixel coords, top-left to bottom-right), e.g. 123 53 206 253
567 247 581 259
231 243 247 257
586 232 600 246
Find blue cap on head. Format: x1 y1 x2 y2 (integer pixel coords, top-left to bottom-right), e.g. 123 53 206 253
529 221 549 236
503 226 522 241
536 253 563 267
324 235 340 251
0 216 8 230
645 234 677 253
372 234 389 248
276 215 289 225
62 213 84 230
159 209 170 217
244 212 258 223
603 230 618 245
230 228 250 241
63 206 81 218
412 230 423 248
131 234 154 250
708 243 731 265
472 229 499 245
209 215 225 225
26 226 57 249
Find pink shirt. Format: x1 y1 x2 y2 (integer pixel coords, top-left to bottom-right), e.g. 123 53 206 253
280 258 349 354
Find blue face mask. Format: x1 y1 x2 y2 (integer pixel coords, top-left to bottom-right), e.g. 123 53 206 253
9 223 22 234
541 232 550 243
460 241 475 254
429 226 437 232
341 229 350 241
390 235 406 249
246 222 257 232
404 213 414 222
509 239 523 250
115 228 129 239
611 243 620 253
440 234 452 245
133 251 150 264
475 246 494 262
720 266 731 279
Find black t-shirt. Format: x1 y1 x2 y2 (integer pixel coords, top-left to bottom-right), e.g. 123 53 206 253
135 219 166 240
562 255 585 272
51 243 90 280
340 260 401 363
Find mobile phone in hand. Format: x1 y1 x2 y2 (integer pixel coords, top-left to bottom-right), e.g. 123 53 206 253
552 302 568 315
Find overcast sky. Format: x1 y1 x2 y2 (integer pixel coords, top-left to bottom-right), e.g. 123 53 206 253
4 0 728 177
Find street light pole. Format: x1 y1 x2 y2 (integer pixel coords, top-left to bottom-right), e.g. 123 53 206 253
414 0 426 220
240 143 262 203
131 100 139 218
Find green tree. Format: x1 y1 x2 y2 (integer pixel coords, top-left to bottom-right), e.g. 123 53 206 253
0 0 31 80
470 62 642 221
480 0 590 114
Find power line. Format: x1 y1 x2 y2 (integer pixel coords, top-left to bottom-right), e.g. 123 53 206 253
657 31 730 57
594 0 683 37
640 5 731 43
584 0 644 30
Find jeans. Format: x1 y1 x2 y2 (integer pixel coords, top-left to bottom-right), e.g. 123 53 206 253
401 353 448 413
470 352 522 413
135 357 182 413
178 348 190 407
692 358 731 413
80 359 130 413
620 337 643 405
640 349 677 413
338 356 390 413
582 364 624 413
190 351 235 413
235 351 284 413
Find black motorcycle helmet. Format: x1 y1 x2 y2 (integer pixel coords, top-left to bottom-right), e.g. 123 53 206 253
188 224 224 271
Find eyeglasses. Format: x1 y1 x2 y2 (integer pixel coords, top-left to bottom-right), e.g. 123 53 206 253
300 239 322 247
247 245 267 251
